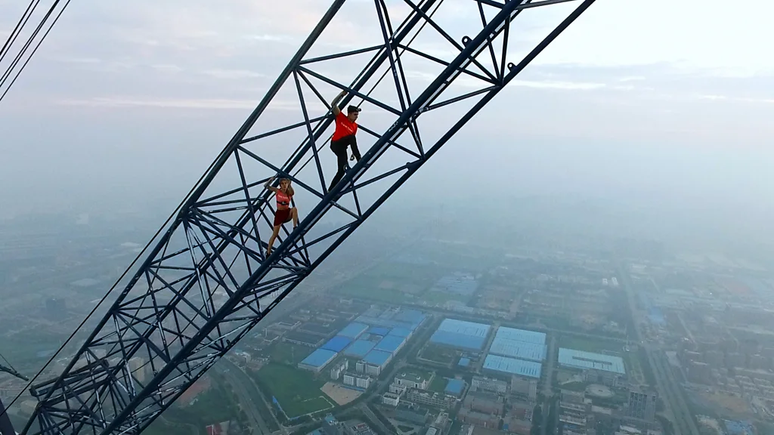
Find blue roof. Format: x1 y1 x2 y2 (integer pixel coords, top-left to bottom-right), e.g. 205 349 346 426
483 354 542 378
338 322 369 339
494 327 546 345
648 307 666 325
558 348 626 375
394 309 426 325
489 341 546 361
724 420 755 435
353 308 425 332
364 350 392 366
389 327 412 338
368 326 390 336
445 379 464 395
458 357 470 367
430 319 491 350
489 329 547 362
321 335 352 352
300 348 338 368
344 339 376 358
375 335 405 353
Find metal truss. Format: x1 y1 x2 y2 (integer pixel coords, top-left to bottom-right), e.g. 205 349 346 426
22 0 595 433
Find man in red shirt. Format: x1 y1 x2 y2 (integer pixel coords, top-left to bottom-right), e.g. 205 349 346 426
328 90 362 190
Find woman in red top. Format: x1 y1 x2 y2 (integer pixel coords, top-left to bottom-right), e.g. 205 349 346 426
328 90 362 190
264 177 299 255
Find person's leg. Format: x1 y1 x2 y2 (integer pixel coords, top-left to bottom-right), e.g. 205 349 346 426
328 143 348 190
267 225 281 255
291 207 299 228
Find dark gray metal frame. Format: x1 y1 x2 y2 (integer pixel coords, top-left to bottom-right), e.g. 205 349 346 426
20 0 596 433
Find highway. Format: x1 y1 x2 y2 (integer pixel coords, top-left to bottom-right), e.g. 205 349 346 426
215 360 279 435
540 335 557 435
618 264 698 435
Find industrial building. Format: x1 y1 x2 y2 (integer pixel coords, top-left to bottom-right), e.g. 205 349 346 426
445 379 465 397
558 349 626 374
558 348 627 385
362 350 392 376
488 326 547 362
296 308 421 377
338 322 369 339
299 348 339 372
627 387 657 421
482 355 542 379
344 340 377 358
430 318 491 350
321 336 353 353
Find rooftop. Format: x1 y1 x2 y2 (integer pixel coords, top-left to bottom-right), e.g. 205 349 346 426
344 339 376 358
483 354 542 378
494 326 547 345
364 349 392 366
558 348 626 375
321 335 353 353
338 322 369 339
430 318 491 350
445 379 465 396
396 369 430 382
300 348 338 368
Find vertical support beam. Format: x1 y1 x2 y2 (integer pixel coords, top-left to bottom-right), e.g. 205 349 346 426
0 398 15 435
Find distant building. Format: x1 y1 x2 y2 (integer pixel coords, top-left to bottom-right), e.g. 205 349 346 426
627 387 657 421
471 376 508 394
511 376 538 401
382 392 400 407
393 404 430 425
463 392 503 415
343 374 372 390
405 389 457 409
445 379 465 397
330 360 348 380
299 349 338 372
558 348 626 387
395 371 430 390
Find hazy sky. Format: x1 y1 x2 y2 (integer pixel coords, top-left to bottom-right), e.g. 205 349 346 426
0 0 772 223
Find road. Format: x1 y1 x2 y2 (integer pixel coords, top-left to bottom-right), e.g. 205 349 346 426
618 264 698 435
359 403 393 434
540 334 557 435
215 360 279 435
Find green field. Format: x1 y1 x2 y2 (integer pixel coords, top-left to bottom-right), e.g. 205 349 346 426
420 344 458 365
269 342 312 365
254 363 334 418
336 278 414 304
429 375 447 393
419 289 471 306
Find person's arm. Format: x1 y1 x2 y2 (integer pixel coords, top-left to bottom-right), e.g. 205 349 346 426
264 177 279 194
330 90 346 116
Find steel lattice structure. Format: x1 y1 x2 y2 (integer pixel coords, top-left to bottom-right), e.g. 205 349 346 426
20 0 595 433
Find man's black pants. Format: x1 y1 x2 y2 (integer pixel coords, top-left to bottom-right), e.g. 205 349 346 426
329 136 356 190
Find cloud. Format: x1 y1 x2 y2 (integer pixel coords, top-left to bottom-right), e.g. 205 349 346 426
528 0 774 77
54 96 299 111
1 0 772 149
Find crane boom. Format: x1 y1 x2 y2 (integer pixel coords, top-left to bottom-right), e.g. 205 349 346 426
22 0 596 433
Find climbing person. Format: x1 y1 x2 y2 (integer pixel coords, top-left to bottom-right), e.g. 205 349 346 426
265 176 299 256
328 90 362 190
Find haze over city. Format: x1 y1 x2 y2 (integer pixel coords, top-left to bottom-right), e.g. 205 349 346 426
1 1 773 435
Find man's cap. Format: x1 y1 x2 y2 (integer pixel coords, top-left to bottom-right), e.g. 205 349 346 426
347 105 361 113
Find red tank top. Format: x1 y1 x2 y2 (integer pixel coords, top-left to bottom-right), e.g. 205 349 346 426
276 190 291 208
